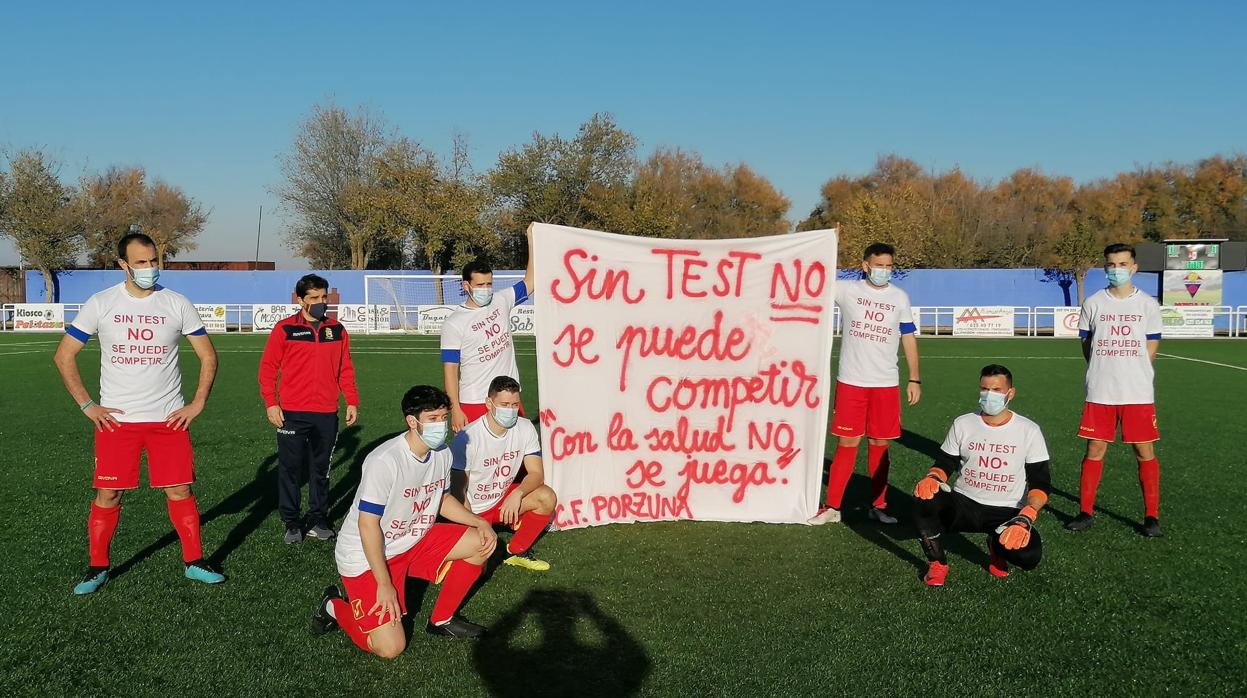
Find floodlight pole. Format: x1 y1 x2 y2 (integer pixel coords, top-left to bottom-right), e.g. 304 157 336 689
254 205 263 269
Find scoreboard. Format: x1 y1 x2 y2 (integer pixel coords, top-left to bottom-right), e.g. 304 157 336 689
1165 242 1221 270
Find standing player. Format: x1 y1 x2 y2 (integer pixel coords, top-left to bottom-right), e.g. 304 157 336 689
259 273 360 544
1066 243 1165 537
912 365 1050 586
53 231 225 594
442 226 534 430
450 376 556 572
310 385 498 658
810 242 921 525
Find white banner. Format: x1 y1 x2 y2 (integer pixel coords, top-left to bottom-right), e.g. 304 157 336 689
952 306 1015 337
416 305 456 335
337 304 392 334
1053 307 1081 338
533 224 838 530
1160 306 1214 338
13 303 65 331
195 304 228 333
251 304 299 332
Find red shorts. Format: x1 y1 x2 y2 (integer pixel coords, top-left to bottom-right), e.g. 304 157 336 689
1078 403 1160 444
460 401 526 424
830 382 901 439
475 484 522 525
340 523 466 633
93 422 195 489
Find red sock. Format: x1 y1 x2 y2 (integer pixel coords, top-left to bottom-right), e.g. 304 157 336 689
430 561 483 625
1079 458 1104 515
88 503 121 568
331 598 373 653
508 510 553 555
1138 458 1160 518
166 495 204 562
824 445 858 508
867 444 890 509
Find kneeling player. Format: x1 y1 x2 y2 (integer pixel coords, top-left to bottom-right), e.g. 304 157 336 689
451 376 556 571
310 385 497 658
912 365 1051 586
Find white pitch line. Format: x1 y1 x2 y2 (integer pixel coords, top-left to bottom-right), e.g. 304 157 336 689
1157 353 1247 371
0 350 48 357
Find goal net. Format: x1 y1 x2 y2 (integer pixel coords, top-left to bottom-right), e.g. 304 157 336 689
362 274 524 334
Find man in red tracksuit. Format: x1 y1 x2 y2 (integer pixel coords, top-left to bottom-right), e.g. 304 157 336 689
259 274 360 544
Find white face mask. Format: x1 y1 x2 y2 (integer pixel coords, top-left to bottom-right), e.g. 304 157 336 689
130 266 160 290
868 267 892 286
417 420 448 449
979 390 1010 416
470 288 494 306
493 406 519 429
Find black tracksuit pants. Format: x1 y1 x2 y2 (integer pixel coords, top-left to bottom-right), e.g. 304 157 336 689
276 411 338 527
915 490 1043 570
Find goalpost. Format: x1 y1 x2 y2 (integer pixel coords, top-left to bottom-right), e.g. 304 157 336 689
362 274 524 334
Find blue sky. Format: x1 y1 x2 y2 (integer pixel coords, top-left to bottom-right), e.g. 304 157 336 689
2 1 1243 268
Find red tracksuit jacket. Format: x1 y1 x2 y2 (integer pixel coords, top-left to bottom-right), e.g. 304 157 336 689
258 313 360 412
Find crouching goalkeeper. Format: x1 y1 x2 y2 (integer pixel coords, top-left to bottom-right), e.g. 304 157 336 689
912 364 1051 586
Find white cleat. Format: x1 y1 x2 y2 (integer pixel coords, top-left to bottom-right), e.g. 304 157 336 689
807 507 842 525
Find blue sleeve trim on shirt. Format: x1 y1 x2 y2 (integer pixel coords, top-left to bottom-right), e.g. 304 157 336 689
513 280 530 304
525 450 542 458
1078 329 1090 339
1146 333 1161 340
899 322 916 335
65 325 90 343
358 500 385 516
186 327 207 336
441 349 461 363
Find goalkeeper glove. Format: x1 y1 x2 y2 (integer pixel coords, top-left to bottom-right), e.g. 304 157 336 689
995 505 1039 550
914 468 951 500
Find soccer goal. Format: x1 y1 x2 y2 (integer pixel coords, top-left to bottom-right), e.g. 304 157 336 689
362 274 524 334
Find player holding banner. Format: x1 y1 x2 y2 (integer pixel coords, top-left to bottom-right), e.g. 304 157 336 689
810 242 921 525
1066 243 1165 537
442 226 534 430
912 365 1050 586
450 376 556 571
53 230 225 594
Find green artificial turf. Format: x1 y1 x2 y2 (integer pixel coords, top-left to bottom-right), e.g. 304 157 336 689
0 333 1243 696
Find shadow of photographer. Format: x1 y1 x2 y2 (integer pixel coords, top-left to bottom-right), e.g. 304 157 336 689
473 588 650 698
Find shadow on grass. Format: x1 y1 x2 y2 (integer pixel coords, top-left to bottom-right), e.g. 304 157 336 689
110 425 371 579
1047 484 1144 534
473 588 650 698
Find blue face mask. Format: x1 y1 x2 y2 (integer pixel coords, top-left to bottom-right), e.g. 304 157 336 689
979 390 1009 416
418 420 448 450
1106 268 1132 287
868 267 892 286
493 406 519 429
470 288 494 306
131 266 160 290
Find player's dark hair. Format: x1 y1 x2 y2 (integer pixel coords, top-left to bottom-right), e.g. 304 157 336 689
295 274 329 299
488 376 522 398
401 385 451 421
462 258 493 282
980 364 1013 386
863 242 895 260
1103 242 1135 260
117 232 157 262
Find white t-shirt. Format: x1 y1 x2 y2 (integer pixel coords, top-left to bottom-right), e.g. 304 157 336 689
941 411 1050 508
68 283 206 423
451 416 543 514
335 433 453 577
835 279 916 387
440 282 529 403
1078 288 1163 405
